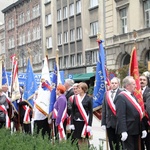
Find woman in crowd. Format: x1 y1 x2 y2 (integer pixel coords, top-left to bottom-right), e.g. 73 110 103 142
53 84 67 141
70 82 93 149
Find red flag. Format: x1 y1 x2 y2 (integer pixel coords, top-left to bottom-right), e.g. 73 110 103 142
129 47 145 112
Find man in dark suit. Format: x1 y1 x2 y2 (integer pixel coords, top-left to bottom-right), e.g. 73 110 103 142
140 75 150 150
114 76 147 150
64 79 74 115
64 79 74 138
101 77 122 150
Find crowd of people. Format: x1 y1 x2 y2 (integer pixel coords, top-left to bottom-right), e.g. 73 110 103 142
102 75 150 150
0 79 93 150
1 73 150 150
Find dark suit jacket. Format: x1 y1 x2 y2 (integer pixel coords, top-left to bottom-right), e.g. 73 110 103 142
18 101 32 124
71 94 93 126
65 88 74 115
114 92 142 135
144 87 150 118
101 89 122 129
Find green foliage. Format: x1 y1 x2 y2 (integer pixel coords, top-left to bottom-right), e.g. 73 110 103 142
0 128 78 150
0 128 105 150
108 62 147 86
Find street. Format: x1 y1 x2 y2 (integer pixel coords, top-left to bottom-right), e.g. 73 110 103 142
90 116 108 150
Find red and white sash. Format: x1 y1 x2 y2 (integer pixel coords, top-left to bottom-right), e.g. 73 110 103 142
106 91 116 116
23 105 31 124
53 106 67 140
0 105 10 128
121 91 143 120
75 95 92 138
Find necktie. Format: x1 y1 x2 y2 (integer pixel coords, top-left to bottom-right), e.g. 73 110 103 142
111 90 115 100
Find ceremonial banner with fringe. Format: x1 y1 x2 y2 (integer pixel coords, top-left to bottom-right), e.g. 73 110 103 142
11 55 21 102
23 59 38 108
35 57 51 116
93 40 106 110
129 47 145 112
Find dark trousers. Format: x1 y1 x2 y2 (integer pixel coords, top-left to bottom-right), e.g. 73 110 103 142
141 132 150 150
34 118 51 139
23 123 31 134
122 134 139 150
107 127 121 150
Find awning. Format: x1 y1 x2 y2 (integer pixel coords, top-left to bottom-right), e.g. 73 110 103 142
73 73 95 81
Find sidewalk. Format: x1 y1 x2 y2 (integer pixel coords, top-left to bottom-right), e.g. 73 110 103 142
90 116 108 150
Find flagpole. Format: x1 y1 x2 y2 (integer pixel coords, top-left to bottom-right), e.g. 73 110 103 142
132 30 142 150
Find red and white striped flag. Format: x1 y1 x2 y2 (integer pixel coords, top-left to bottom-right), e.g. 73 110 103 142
10 55 21 101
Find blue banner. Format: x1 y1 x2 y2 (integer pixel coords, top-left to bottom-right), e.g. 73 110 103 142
6 71 64 87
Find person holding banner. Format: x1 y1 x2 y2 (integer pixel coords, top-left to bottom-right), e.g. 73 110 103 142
52 84 67 141
101 77 122 150
70 82 93 149
140 75 150 150
0 88 9 128
114 76 147 150
34 90 51 139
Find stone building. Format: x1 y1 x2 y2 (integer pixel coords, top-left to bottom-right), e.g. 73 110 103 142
2 0 43 72
2 0 150 78
44 0 104 79
105 0 150 70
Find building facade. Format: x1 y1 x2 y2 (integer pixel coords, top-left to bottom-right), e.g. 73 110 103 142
2 0 150 77
2 0 43 73
44 0 104 79
105 0 150 70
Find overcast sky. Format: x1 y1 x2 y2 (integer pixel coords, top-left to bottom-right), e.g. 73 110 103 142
0 0 17 24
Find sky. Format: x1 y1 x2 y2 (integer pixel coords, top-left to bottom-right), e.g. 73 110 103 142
0 0 17 24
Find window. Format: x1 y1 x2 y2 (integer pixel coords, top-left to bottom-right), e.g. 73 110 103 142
70 55 75 67
58 33 62 45
22 33 25 45
46 36 52 48
90 21 98 36
32 5 40 19
49 59 55 71
19 33 25 46
32 27 40 41
69 3 74 16
1 41 5 53
27 31 31 43
46 14 51 26
64 31 68 43
26 10 30 22
8 18 14 30
70 29 75 41
63 6 67 19
77 27 82 40
76 0 81 14
57 9 61 21
8 36 14 49
64 56 69 67
120 8 127 33
90 0 98 8
144 0 150 27
59 57 63 69
92 50 98 63
45 0 51 3
18 13 24 25
77 53 82 65
37 26 41 39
